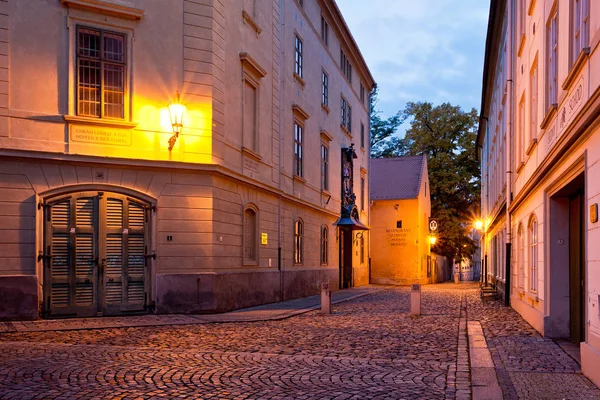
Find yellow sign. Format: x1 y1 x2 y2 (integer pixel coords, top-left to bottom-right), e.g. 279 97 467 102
261 233 268 245
591 204 598 223
70 125 132 146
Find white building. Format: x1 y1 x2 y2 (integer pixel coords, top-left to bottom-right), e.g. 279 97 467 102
478 0 600 386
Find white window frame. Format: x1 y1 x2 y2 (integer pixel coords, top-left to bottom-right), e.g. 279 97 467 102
529 215 538 292
546 5 558 109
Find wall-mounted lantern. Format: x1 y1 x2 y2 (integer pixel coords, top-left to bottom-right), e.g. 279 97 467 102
429 235 437 245
168 91 186 151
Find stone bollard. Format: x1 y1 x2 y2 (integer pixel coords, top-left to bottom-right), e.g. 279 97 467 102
321 282 332 314
454 273 459 283
411 283 421 316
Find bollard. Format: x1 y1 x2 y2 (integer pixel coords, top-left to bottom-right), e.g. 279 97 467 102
321 282 332 314
454 272 459 283
411 283 421 315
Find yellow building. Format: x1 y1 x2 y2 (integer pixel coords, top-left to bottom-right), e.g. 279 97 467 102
370 156 439 285
0 0 374 319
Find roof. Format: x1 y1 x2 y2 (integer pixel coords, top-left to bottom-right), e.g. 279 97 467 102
370 155 427 200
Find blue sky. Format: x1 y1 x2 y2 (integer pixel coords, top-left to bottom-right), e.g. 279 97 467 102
336 0 490 120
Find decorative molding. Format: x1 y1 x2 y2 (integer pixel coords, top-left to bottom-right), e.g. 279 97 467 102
527 0 536 15
242 10 262 37
320 129 333 142
63 115 138 129
360 167 367 176
293 174 307 184
321 103 330 114
515 161 525 174
61 0 144 20
525 138 537 156
292 104 309 120
242 146 262 162
239 52 267 78
562 47 589 90
293 72 306 88
517 34 526 57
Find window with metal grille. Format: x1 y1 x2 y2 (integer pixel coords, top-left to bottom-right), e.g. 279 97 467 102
295 35 303 78
294 219 303 264
294 122 303 177
321 144 329 190
321 70 328 107
77 26 126 119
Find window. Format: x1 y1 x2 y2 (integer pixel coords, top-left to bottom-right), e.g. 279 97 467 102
360 83 365 104
243 205 258 264
243 80 258 152
77 26 126 119
529 216 538 292
341 97 347 128
360 123 365 148
530 58 538 143
360 177 365 211
321 225 328 265
517 94 525 167
294 122 303 177
295 35 303 78
340 50 352 83
341 97 351 132
571 0 589 65
360 235 365 264
321 15 329 46
321 144 329 191
546 6 558 108
518 0 526 55
294 219 303 264
321 70 328 107
518 224 525 288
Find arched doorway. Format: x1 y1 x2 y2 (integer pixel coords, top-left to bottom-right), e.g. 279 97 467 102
42 190 152 318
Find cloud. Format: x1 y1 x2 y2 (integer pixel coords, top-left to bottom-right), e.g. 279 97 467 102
337 0 490 118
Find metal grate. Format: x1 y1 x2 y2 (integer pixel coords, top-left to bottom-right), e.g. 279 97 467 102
127 281 144 304
75 283 94 306
51 234 70 278
76 198 94 227
127 235 145 276
106 234 123 276
106 198 123 227
51 284 70 307
75 234 94 279
106 282 122 304
128 202 145 229
51 201 70 228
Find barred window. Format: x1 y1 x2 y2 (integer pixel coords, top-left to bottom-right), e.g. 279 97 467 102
77 27 125 119
294 219 304 264
294 122 303 177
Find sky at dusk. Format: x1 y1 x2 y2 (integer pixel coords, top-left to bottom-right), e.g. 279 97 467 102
336 0 490 121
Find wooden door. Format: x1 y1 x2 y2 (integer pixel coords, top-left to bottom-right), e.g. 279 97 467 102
569 192 585 344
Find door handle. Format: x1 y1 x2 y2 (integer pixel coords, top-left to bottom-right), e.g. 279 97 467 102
99 258 106 275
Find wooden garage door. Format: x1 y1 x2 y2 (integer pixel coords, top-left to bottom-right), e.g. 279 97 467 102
43 191 150 318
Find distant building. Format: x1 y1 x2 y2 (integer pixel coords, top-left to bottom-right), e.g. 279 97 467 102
478 0 600 386
370 156 441 285
0 0 374 320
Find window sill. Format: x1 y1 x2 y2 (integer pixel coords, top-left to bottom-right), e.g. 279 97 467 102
321 103 330 114
242 10 262 37
562 47 589 90
515 161 525 174
242 146 262 161
293 72 305 88
64 115 137 129
341 124 352 139
320 129 333 142
293 175 306 184
525 138 537 155
62 0 144 20
539 104 557 129
243 261 259 267
527 292 540 303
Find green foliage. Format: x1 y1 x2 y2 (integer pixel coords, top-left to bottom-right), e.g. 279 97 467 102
369 99 481 260
369 89 406 158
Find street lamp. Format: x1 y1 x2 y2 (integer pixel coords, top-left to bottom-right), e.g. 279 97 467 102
474 218 487 286
168 91 186 151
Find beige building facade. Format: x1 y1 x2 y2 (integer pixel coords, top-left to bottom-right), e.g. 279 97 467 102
369 156 441 285
479 0 600 385
0 0 374 320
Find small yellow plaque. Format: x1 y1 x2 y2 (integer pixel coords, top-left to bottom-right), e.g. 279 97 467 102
70 125 132 146
261 233 268 245
591 203 598 223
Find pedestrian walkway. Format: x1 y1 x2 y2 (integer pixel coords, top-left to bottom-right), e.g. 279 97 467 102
0 285 387 334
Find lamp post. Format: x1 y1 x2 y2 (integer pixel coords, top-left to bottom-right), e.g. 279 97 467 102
474 219 486 286
168 91 186 151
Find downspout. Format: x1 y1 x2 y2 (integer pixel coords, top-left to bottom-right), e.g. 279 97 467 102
277 0 284 301
505 0 514 307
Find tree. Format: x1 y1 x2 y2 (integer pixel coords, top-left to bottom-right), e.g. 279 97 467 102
369 89 406 158
400 102 480 260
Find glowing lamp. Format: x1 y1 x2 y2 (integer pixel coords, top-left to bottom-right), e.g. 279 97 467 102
168 91 186 151
474 220 483 230
429 236 437 245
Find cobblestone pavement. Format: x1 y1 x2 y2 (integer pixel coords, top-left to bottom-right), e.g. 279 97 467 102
1 284 599 399
466 290 600 399
0 287 461 399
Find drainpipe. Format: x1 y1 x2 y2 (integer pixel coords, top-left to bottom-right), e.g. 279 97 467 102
505 0 514 307
277 0 284 302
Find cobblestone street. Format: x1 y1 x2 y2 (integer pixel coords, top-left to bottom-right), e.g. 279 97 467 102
1 284 599 399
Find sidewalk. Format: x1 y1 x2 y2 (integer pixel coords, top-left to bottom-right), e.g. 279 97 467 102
0 285 388 334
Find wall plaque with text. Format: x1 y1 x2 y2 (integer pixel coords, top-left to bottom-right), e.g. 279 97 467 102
70 125 132 146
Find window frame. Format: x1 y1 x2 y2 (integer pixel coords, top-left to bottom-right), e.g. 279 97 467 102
295 34 303 78
529 215 538 292
360 122 365 149
242 204 259 266
321 15 329 46
546 5 558 110
294 121 304 178
294 218 304 265
518 223 525 288
321 225 328 265
570 0 589 67
529 57 538 146
75 25 127 120
321 143 329 191
321 70 329 107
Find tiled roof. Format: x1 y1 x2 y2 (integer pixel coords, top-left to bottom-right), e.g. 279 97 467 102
370 155 426 200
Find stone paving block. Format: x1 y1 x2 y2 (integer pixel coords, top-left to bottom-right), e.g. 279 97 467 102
472 385 503 400
470 347 495 368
